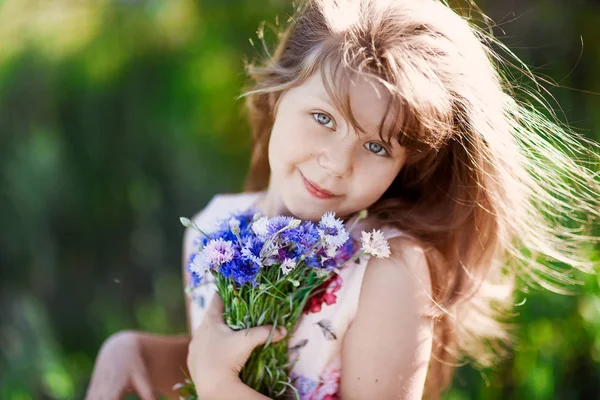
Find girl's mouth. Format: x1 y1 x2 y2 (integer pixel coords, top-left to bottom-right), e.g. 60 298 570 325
301 173 339 199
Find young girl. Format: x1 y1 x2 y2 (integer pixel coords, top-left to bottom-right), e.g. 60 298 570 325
86 0 600 399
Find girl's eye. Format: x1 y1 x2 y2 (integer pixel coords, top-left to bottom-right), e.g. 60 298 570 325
312 113 335 129
365 142 389 156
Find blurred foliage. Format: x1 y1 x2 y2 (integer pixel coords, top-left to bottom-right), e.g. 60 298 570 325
0 0 598 399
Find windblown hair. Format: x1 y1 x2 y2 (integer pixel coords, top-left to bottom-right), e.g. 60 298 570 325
240 0 600 397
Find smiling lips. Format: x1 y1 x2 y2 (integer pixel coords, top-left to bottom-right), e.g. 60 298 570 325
301 173 339 199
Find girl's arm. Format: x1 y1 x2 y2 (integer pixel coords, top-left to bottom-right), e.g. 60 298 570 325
85 330 190 400
137 332 190 397
340 236 434 400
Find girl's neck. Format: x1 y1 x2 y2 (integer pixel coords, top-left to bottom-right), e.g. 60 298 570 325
253 184 292 219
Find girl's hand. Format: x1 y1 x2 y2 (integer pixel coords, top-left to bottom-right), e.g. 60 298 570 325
85 331 156 400
187 295 287 397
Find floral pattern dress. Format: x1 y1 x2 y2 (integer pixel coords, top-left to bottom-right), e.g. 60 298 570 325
186 193 405 399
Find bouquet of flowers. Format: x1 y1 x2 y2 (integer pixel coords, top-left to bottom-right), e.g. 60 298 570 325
176 208 391 399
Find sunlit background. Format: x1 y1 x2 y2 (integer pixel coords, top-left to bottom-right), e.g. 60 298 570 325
0 0 599 399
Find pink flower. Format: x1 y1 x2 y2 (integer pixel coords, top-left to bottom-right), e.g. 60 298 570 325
361 229 391 259
204 238 235 266
307 364 341 400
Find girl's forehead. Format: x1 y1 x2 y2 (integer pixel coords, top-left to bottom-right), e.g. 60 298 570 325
294 69 391 136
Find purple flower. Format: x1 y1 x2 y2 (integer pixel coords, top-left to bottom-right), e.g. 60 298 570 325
319 236 356 270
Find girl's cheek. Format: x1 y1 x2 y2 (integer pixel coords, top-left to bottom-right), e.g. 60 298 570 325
289 123 324 151
357 159 398 193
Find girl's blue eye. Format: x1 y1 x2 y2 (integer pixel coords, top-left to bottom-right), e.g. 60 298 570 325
313 113 335 129
365 142 388 156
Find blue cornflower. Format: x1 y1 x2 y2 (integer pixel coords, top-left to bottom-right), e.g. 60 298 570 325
241 236 265 267
266 216 295 237
279 221 320 260
303 253 321 269
233 209 258 233
210 209 255 241
208 224 237 243
220 257 260 286
297 221 321 252
197 234 211 248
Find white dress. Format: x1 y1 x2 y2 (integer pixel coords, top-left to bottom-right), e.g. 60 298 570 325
185 192 406 399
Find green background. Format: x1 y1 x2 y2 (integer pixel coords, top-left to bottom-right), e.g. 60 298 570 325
0 0 598 399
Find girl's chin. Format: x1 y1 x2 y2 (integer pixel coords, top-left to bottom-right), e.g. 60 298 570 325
285 198 349 222
284 200 324 221
287 207 322 222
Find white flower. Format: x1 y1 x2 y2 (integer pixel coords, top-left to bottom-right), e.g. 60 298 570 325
361 230 391 259
189 252 210 275
280 258 297 276
319 212 340 230
325 245 338 259
318 212 350 249
204 238 235 265
252 216 269 237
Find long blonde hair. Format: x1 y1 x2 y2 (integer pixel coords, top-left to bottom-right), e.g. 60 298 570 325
240 0 600 397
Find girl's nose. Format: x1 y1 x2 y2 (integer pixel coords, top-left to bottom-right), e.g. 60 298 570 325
318 140 354 178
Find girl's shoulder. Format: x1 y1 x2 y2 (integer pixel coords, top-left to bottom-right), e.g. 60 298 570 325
191 191 263 231
351 216 414 244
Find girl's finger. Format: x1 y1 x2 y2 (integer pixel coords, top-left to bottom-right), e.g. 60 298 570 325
236 325 287 350
205 293 225 323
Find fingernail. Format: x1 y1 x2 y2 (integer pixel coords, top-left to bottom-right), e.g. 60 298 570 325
278 327 287 336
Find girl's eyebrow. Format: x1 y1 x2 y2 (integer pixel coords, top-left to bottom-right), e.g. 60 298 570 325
305 91 336 108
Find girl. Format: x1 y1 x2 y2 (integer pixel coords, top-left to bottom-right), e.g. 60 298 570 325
86 0 600 399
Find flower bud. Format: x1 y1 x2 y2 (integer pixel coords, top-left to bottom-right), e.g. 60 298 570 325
180 217 192 227
288 219 301 229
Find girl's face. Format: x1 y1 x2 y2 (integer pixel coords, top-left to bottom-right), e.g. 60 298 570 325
266 70 408 221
